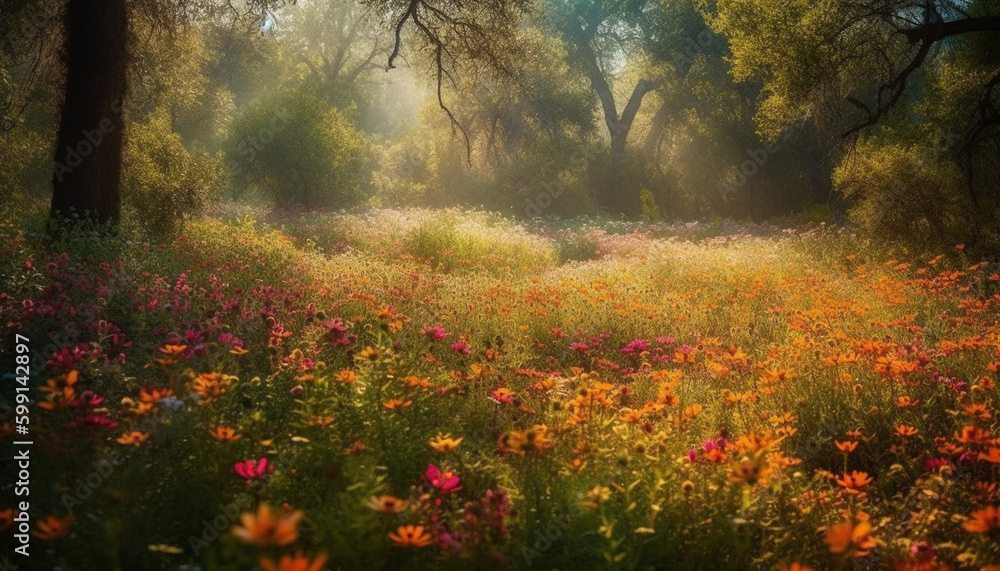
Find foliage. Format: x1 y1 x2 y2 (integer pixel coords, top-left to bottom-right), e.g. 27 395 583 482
227 92 370 209
5 209 1000 570
122 111 227 237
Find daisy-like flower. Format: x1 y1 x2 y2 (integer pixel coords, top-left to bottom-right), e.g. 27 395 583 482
962 506 1000 533
208 425 242 442
824 518 876 557
334 370 356 383
835 440 858 453
504 424 554 455
836 471 873 493
424 464 462 494
429 433 463 452
232 503 303 547
260 551 328 571
382 399 412 410
356 346 381 361
366 495 408 513
233 457 274 483
389 525 434 547
31 514 75 540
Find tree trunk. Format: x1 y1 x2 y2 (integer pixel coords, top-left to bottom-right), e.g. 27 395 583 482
50 0 128 229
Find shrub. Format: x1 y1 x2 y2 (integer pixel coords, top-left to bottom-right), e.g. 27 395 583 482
123 110 226 237
227 92 370 209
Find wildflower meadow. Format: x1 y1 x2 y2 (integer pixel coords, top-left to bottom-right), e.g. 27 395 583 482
2 207 999 570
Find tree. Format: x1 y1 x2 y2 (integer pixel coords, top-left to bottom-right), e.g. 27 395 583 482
545 0 663 212
44 0 288 231
48 0 128 228
708 0 1000 138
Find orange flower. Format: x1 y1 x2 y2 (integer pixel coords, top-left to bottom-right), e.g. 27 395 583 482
334 370 356 383
367 495 408 513
682 403 703 420
505 425 554 455
824 519 876 557
779 564 815 571
31 514 74 540
962 506 1000 533
978 447 1000 464
259 551 328 571
209 425 242 442
429 433 463 452
835 441 858 454
836 471 873 492
955 425 991 444
894 425 919 437
0 508 14 532
389 524 434 547
382 399 412 410
116 431 149 446
38 370 79 411
139 386 174 403
232 503 303 547
728 454 770 485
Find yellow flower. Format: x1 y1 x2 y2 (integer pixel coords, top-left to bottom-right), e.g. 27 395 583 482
356 346 381 361
578 485 611 509
505 424 554 455
429 433 463 452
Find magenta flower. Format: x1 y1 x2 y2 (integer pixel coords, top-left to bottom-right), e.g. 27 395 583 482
621 339 649 355
424 464 462 494
450 341 471 355
422 324 449 341
234 457 274 483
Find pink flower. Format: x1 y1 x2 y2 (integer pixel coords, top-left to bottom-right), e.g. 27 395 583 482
621 339 649 355
234 458 274 483
569 342 589 353
422 324 449 341
424 464 462 494
450 341 471 355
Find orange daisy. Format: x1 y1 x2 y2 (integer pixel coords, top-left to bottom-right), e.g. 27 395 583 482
389 525 434 547
232 503 303 547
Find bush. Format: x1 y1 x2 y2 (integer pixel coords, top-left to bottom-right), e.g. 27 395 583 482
833 140 977 253
123 110 227 237
227 92 370 209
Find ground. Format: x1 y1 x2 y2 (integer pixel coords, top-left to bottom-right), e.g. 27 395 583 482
2 208 999 570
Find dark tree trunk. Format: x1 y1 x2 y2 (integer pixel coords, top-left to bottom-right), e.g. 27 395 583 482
50 0 128 229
